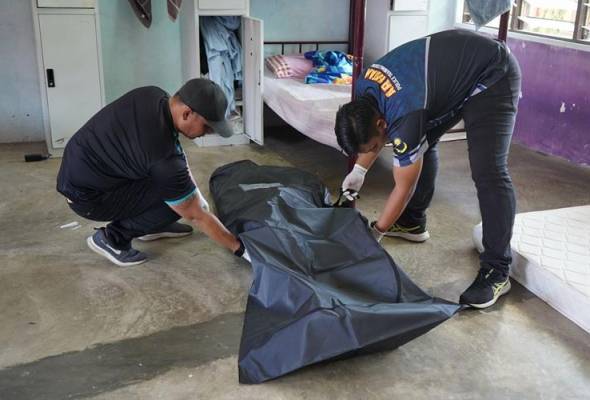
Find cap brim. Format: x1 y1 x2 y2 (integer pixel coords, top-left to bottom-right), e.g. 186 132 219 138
208 119 234 138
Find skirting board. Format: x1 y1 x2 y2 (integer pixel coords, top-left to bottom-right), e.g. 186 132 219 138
193 133 251 147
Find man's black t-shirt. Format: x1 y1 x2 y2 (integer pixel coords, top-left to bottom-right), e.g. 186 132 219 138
57 86 196 206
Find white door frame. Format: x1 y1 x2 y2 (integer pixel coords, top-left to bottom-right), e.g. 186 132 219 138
31 0 105 156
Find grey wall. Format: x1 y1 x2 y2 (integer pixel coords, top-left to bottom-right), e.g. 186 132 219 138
99 0 183 103
250 0 350 41
250 0 350 55
0 0 184 144
0 0 45 143
0 0 455 144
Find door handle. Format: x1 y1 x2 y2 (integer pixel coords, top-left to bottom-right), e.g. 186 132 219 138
46 69 55 88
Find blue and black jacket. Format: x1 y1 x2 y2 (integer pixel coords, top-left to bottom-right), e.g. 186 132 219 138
355 29 512 167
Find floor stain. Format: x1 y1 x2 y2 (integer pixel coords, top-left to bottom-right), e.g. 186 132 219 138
0 312 243 400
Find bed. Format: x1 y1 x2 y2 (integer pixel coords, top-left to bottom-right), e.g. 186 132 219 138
261 0 365 156
263 53 352 150
473 206 590 333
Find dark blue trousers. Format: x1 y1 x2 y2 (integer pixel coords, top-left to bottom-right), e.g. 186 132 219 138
69 179 180 249
399 54 521 276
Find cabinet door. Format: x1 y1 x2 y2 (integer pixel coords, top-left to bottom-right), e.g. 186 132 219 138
39 13 102 148
242 16 264 145
388 14 428 50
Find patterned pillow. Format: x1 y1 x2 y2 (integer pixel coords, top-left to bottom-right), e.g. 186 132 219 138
265 55 313 79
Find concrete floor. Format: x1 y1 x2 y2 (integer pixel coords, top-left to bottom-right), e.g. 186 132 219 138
0 129 589 399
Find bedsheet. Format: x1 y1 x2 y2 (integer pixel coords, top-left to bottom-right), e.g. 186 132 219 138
263 68 351 150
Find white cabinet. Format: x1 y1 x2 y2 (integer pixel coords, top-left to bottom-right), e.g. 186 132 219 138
393 0 428 12
180 0 263 147
364 0 429 65
198 0 247 13
33 6 103 152
37 0 95 7
388 14 428 50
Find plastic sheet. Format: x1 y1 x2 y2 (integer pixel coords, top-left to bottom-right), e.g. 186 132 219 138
210 160 461 384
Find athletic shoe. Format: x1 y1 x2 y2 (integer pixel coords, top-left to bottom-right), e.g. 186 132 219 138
460 268 511 309
138 222 193 242
384 221 430 242
87 228 147 267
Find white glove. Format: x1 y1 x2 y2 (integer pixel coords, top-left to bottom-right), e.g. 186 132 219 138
341 164 368 193
370 221 385 243
195 187 210 212
234 239 252 262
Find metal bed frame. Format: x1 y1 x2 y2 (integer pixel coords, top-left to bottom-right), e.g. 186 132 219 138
263 1 366 176
264 40 350 55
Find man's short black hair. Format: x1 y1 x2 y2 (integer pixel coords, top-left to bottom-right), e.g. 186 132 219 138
335 96 380 156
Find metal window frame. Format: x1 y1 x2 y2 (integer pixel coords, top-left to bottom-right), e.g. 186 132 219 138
463 0 590 45
574 0 589 40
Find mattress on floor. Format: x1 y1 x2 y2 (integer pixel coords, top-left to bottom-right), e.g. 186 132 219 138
263 68 350 150
473 206 590 333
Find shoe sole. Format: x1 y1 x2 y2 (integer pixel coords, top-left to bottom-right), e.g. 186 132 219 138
137 231 193 242
467 280 512 309
384 230 430 242
87 236 146 267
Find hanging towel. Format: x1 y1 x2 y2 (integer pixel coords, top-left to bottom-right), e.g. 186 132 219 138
167 0 182 21
199 17 242 116
128 0 152 28
304 50 353 85
465 0 512 29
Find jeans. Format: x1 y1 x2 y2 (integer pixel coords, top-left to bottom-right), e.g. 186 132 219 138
68 179 180 249
399 53 521 276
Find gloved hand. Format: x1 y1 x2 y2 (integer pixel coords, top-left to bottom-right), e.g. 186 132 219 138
333 189 359 208
370 221 386 243
341 164 368 193
234 238 251 262
195 187 210 212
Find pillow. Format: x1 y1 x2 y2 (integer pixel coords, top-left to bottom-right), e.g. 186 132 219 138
265 54 313 79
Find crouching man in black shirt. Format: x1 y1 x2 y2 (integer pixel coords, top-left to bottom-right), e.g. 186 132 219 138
57 79 249 266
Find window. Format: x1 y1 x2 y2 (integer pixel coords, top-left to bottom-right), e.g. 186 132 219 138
462 0 590 44
581 2 590 41
516 0 577 39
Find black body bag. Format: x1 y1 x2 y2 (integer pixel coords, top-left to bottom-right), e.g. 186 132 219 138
209 160 461 384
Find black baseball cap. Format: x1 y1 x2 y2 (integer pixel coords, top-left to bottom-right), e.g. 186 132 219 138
177 78 234 138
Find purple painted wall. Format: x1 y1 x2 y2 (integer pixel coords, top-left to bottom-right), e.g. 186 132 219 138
507 37 590 165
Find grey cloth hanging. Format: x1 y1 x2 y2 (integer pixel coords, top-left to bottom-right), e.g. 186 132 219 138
466 0 512 29
199 16 242 116
127 0 152 28
209 160 462 384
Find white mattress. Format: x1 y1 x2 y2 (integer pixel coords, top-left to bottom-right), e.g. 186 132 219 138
473 206 590 333
263 68 351 150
